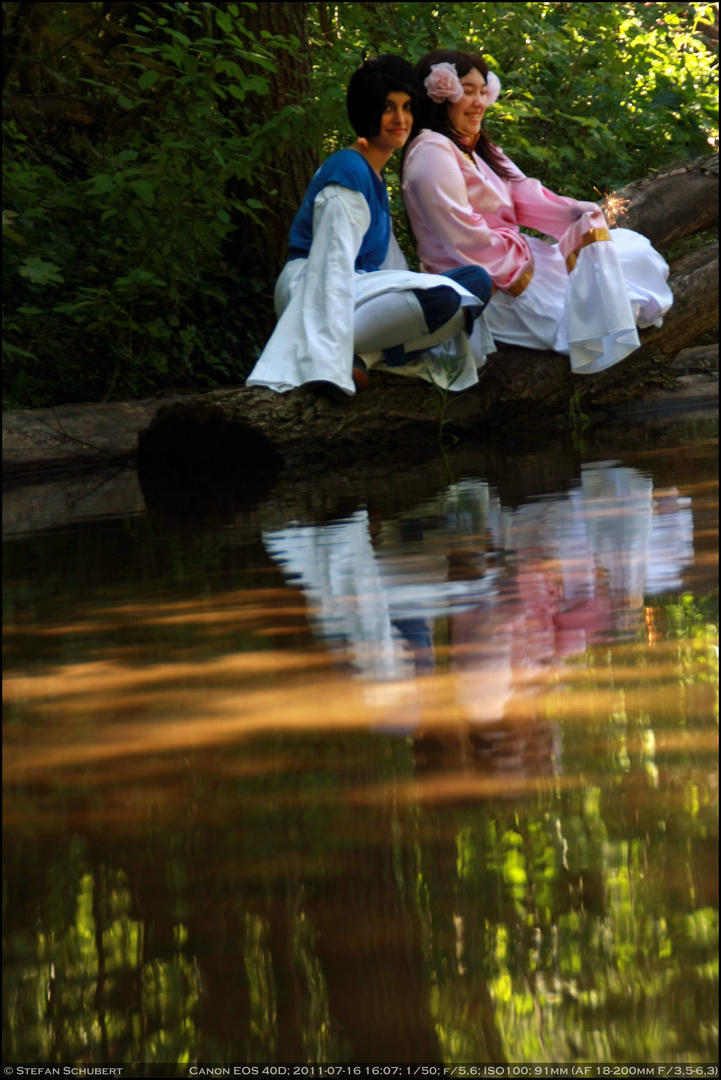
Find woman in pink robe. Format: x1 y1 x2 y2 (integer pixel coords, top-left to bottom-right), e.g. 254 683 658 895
401 50 673 375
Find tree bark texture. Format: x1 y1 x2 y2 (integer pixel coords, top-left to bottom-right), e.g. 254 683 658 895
223 1 320 309
603 152 718 250
137 154 719 473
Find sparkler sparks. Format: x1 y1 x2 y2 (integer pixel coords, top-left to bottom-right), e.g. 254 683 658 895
594 187 630 228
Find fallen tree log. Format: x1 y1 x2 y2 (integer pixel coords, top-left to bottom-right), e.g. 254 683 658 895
603 153 718 250
138 416 709 529
483 240 719 427
138 155 718 472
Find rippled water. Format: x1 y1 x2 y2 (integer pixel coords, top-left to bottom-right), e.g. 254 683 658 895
3 419 718 1068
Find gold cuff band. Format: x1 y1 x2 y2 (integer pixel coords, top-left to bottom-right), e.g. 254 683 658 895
565 227 611 272
502 261 534 297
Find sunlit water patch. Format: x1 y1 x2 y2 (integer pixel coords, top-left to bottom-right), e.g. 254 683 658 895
3 421 718 1066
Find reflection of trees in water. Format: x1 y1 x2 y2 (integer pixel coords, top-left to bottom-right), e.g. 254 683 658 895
3 464 717 1064
4 698 718 1064
3 784 445 1062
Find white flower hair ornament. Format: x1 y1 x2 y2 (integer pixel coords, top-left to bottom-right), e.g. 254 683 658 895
481 71 501 105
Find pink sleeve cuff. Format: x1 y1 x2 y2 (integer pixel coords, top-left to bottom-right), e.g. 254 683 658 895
558 209 609 260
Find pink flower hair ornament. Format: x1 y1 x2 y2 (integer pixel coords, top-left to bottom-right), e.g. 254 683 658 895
424 62 464 103
423 62 501 106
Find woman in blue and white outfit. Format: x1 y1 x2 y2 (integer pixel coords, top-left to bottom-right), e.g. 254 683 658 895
246 56 494 397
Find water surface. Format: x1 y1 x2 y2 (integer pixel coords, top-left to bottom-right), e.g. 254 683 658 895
3 419 718 1067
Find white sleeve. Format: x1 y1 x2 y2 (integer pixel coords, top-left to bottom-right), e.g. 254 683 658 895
246 184 370 393
315 183 371 237
381 228 410 271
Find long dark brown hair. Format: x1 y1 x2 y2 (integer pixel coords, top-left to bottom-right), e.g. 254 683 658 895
401 49 516 181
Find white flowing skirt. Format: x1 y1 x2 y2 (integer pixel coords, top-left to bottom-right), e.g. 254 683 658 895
484 228 673 374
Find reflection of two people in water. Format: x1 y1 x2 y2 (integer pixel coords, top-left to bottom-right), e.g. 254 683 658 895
264 462 693 777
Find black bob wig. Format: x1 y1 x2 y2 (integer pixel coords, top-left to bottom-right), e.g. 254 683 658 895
346 55 419 139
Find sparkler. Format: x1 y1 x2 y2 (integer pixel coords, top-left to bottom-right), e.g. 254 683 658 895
594 187 630 228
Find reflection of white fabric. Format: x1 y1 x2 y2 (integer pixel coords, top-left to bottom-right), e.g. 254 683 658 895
556 489 596 604
646 489 694 594
263 512 408 682
580 465 654 602
375 479 500 618
262 465 695 729
263 513 427 732
264 497 500 684
247 185 494 395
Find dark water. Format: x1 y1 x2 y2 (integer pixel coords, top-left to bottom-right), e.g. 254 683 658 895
3 419 718 1068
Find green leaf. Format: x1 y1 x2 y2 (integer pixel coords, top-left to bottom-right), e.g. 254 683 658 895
89 174 116 195
2 339 38 358
182 54 198 78
129 180 155 206
246 52 276 73
167 28 191 46
117 95 135 109
18 257 64 286
3 226 24 244
138 69 159 91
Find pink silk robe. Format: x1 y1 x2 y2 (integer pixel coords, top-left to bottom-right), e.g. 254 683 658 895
402 129 673 374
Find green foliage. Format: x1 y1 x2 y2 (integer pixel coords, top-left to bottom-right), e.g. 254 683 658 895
310 2 718 201
2 1 718 406
568 383 591 447
2 2 311 406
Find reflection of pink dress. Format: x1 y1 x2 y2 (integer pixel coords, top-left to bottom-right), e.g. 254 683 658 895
402 130 673 374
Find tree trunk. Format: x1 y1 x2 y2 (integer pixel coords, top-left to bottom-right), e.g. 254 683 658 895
603 153 718 250
137 154 719 473
223 1 319 342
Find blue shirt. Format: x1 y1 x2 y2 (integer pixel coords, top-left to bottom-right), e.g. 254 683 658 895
287 149 391 272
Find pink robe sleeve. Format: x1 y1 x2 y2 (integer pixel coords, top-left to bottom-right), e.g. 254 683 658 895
498 150 607 258
403 135 533 291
